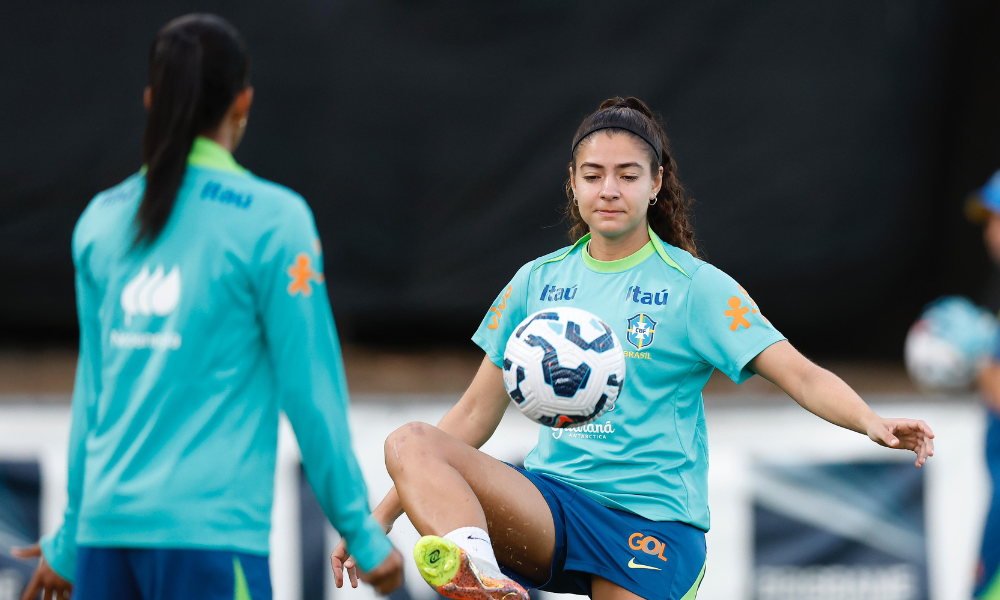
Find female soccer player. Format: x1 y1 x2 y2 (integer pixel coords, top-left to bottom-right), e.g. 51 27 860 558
330 97 935 600
12 14 402 600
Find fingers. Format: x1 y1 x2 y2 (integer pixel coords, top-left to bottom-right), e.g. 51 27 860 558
330 554 344 588
11 544 42 559
874 422 898 448
330 539 352 589
19 568 41 600
347 560 358 588
915 438 928 467
915 435 935 467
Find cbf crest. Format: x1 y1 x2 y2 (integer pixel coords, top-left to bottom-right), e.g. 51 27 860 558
626 313 657 350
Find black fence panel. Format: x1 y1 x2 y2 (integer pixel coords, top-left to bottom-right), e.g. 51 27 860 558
1 1 998 356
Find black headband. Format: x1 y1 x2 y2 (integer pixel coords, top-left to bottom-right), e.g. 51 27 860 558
571 124 662 165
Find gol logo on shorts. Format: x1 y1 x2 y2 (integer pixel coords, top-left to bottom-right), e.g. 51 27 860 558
628 533 668 562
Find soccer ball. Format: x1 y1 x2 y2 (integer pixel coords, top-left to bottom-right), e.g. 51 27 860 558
502 307 626 428
904 296 999 391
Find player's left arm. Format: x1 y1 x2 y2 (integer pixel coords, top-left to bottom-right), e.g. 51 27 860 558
750 341 935 467
14 231 101 599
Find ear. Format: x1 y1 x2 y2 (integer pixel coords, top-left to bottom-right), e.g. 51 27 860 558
143 86 152 111
651 165 664 197
232 86 254 123
568 165 577 197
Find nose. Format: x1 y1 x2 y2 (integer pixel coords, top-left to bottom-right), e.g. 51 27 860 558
600 178 620 201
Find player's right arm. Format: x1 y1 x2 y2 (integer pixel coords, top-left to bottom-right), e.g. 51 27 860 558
333 264 531 586
256 196 401 594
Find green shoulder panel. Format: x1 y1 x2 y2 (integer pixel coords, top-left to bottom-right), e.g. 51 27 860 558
648 224 691 278
531 235 590 271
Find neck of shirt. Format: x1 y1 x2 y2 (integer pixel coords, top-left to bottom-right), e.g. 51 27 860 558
582 239 655 273
187 137 247 174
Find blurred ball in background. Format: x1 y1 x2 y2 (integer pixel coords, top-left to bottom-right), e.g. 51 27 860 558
905 296 999 391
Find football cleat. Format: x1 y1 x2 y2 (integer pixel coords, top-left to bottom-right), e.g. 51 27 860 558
413 535 529 600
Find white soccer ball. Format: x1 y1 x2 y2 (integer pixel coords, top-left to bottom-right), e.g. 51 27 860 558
502 307 626 428
904 296 999 391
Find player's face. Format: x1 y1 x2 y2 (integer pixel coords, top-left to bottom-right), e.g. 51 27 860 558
571 132 662 239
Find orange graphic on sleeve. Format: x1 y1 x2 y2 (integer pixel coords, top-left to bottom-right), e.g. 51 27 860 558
287 253 325 297
737 285 770 325
725 297 751 331
487 286 513 330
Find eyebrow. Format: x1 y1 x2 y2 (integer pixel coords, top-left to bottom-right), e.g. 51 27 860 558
579 161 645 170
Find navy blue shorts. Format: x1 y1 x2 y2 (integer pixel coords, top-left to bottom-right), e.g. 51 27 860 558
501 464 706 600
976 410 1000 598
73 547 271 600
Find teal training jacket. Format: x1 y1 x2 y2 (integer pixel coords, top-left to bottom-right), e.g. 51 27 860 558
40 138 393 581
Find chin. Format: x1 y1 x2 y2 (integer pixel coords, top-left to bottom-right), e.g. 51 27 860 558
589 224 632 238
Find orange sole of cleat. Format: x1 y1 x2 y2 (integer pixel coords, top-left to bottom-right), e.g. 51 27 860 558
414 536 529 600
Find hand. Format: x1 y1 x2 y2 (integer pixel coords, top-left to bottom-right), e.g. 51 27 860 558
330 518 396 589
11 544 73 600
359 548 404 595
866 417 935 467
330 537 358 589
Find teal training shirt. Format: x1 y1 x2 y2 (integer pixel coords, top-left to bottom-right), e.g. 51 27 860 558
473 227 785 531
40 138 392 581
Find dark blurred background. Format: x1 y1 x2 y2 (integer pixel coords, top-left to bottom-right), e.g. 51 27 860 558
2 0 1000 357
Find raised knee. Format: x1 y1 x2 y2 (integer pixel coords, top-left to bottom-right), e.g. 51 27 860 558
384 421 436 476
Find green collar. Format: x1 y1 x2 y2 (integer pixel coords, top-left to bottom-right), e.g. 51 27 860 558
187 137 247 174
531 224 690 278
582 239 655 273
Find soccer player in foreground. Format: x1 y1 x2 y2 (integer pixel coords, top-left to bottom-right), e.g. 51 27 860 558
330 97 935 600
12 14 402 600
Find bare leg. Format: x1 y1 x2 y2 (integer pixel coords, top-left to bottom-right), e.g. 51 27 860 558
592 576 650 600
385 421 555 583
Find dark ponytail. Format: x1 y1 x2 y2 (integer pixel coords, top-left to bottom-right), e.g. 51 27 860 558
564 96 698 258
136 14 249 246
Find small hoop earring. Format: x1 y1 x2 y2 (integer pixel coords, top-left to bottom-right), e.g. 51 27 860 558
649 196 658 206
573 195 579 206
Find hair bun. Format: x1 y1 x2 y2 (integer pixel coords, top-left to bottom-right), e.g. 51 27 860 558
621 96 654 118
598 96 655 119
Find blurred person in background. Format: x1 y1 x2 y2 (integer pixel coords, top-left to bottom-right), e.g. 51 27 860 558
10 14 402 600
331 97 936 600
970 168 1000 599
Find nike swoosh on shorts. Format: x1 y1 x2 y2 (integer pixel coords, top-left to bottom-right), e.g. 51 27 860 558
627 558 661 571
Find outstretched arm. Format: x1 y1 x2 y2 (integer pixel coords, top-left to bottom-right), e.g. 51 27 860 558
749 340 934 467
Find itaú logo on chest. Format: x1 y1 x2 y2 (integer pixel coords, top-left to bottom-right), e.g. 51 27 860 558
121 265 181 325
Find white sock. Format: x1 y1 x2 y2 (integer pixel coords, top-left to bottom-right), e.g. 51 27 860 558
443 526 501 573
